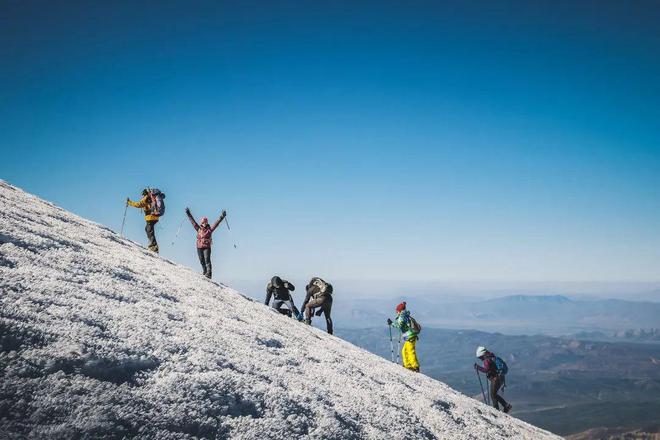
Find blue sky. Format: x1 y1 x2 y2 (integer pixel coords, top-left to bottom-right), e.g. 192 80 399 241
1 1 659 290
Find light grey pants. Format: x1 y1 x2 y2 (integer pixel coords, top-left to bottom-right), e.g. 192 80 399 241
271 299 299 317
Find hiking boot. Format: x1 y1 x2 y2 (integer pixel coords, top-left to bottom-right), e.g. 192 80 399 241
503 403 512 413
148 245 159 253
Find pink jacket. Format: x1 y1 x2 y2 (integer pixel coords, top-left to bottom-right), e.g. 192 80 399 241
187 211 224 249
476 352 496 378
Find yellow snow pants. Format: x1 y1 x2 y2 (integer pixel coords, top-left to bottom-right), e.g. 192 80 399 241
402 338 419 370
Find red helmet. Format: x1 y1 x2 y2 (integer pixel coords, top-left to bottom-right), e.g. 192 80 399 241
395 302 407 313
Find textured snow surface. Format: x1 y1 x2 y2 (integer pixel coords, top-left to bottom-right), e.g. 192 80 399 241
0 181 560 439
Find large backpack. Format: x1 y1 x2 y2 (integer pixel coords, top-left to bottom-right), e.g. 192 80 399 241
494 356 508 375
310 278 333 299
148 189 166 216
409 316 422 334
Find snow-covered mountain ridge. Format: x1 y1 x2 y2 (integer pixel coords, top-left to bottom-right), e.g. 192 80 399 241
0 181 559 439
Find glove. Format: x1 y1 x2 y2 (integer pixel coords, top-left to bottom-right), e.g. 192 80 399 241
126 197 130 205
315 308 323 317
221 210 227 218
473 363 479 370
185 208 191 215
387 318 393 326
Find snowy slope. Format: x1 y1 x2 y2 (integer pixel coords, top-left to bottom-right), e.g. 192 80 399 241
0 181 560 440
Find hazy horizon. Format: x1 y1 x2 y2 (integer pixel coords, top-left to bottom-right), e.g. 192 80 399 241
227 278 660 303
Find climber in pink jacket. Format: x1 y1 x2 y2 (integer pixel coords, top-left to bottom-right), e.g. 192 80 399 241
185 207 226 279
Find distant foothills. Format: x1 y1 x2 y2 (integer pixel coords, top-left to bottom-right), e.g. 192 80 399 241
338 323 660 437
271 290 660 438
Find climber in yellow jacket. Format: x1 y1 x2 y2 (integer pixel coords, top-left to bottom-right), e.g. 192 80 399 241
127 188 165 253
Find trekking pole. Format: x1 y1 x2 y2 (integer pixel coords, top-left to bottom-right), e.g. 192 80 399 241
224 213 238 249
171 218 184 246
388 325 395 363
396 330 401 365
120 202 128 237
475 367 487 404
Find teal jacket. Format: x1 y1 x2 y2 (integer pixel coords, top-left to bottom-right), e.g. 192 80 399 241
392 310 418 341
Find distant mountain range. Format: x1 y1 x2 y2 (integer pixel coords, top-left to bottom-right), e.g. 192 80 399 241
332 294 660 336
494 294 572 303
573 328 660 343
612 328 660 342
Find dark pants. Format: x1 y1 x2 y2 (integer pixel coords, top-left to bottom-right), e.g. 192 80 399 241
145 220 158 252
197 247 212 278
490 374 509 410
304 295 333 334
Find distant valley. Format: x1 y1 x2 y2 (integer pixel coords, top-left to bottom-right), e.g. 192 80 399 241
337 326 660 437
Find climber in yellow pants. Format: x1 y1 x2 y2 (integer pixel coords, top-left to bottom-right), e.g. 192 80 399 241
387 301 421 372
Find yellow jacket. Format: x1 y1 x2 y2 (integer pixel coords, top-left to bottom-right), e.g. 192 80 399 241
127 195 160 221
